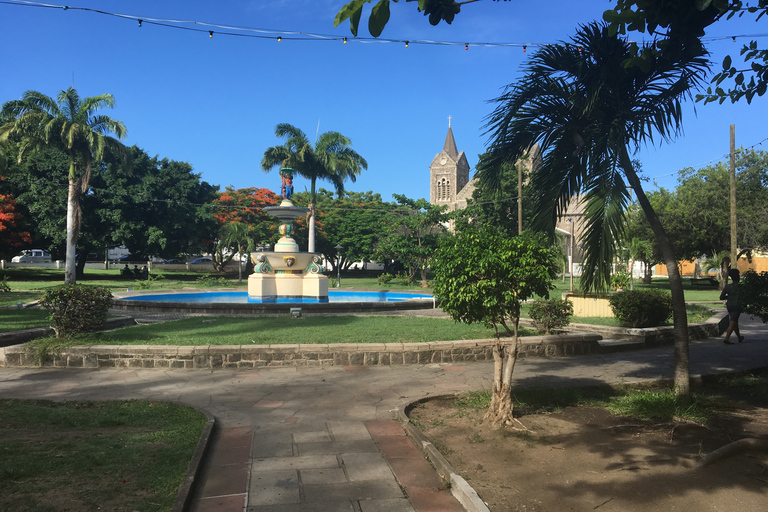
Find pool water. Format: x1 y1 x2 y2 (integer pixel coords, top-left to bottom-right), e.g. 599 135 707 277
122 290 433 304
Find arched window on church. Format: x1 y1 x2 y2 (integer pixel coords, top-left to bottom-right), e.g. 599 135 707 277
445 179 450 200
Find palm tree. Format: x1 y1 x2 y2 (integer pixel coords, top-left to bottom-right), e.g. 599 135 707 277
219 222 255 284
0 87 127 284
482 23 708 395
261 123 367 252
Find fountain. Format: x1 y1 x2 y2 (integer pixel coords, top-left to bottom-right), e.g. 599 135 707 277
248 170 328 302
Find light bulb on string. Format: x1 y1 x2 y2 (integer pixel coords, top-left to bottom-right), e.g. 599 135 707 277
405 41 409 48
343 37 347 44
278 36 282 42
138 19 142 27
209 31 213 38
465 43 468 50
523 45 527 52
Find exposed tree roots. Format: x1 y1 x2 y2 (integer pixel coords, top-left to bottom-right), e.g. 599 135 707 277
697 438 768 469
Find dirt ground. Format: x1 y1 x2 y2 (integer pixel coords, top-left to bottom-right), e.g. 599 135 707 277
411 398 768 512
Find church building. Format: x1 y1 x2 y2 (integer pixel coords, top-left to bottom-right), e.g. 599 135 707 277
428 119 585 278
429 119 475 213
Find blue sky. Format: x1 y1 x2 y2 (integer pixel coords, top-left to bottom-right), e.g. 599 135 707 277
1 1 763 203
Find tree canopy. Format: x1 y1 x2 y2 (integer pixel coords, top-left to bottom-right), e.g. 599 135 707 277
0 87 128 283
604 0 768 104
432 228 557 426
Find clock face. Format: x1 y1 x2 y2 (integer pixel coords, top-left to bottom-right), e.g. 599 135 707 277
440 157 447 165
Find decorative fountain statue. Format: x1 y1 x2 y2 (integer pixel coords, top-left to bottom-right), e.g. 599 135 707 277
248 169 329 302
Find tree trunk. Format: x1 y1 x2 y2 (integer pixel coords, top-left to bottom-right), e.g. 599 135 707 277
64 164 78 285
642 261 653 284
308 203 316 252
621 148 689 395
484 319 519 427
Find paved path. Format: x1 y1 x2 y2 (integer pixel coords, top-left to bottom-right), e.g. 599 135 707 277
1 317 766 512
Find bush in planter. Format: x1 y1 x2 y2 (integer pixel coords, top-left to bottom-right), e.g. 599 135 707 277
609 289 672 328
39 284 113 338
528 298 574 334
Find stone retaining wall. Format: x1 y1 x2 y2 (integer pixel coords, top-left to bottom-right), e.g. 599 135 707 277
0 334 601 369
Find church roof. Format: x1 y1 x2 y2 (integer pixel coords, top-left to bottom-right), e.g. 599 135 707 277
443 126 459 160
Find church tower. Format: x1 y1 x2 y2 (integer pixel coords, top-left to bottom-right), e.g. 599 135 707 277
429 118 472 212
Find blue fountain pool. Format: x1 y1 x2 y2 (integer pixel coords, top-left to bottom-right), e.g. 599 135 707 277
122 290 433 304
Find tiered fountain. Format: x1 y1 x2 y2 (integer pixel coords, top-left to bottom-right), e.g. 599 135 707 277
247 172 329 303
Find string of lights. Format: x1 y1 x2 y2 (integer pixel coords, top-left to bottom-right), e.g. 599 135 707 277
1 0 766 51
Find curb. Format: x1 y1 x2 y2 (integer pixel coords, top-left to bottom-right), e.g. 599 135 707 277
396 401 491 512
171 409 216 512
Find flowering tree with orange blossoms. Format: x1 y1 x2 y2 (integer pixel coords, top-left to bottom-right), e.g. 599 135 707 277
0 192 31 260
209 187 315 272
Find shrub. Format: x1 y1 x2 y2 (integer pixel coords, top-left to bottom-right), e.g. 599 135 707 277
377 272 394 285
394 272 415 286
195 273 231 287
738 270 768 323
39 285 113 338
609 289 672 327
528 298 574 334
0 275 10 292
611 268 631 290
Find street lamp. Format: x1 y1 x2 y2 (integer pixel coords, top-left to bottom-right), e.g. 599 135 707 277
334 244 343 288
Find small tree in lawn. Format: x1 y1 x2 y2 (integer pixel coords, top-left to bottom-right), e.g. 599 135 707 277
431 228 558 428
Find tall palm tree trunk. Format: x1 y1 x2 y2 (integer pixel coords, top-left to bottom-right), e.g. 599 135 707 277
308 204 316 253
621 148 689 395
308 178 317 252
64 162 78 284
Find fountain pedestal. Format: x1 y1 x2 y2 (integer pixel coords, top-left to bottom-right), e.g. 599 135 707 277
247 198 329 303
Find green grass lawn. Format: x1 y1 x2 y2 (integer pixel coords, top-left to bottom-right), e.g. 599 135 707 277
30 315 523 347
0 308 50 332
0 399 207 512
2 270 725 339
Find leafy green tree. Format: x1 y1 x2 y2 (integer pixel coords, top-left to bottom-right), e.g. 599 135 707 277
96 146 219 262
0 88 128 284
4 145 218 276
453 152 537 237
304 189 396 271
659 150 768 259
481 23 708 395
604 0 768 104
335 0 467 37
738 270 768 322
432 229 558 427
219 222 255 283
2 146 70 260
376 194 447 286
261 123 367 253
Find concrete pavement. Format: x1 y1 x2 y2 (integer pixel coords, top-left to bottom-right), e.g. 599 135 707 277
0 316 765 512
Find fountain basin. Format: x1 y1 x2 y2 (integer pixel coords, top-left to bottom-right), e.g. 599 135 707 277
112 290 436 315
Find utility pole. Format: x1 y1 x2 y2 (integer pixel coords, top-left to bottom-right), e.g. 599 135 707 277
518 164 523 235
730 124 737 271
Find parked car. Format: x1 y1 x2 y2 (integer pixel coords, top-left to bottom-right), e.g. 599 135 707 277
76 253 101 262
189 257 213 264
112 254 147 263
164 258 184 264
11 249 52 263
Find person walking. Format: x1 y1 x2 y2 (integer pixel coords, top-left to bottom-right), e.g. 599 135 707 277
720 268 745 344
